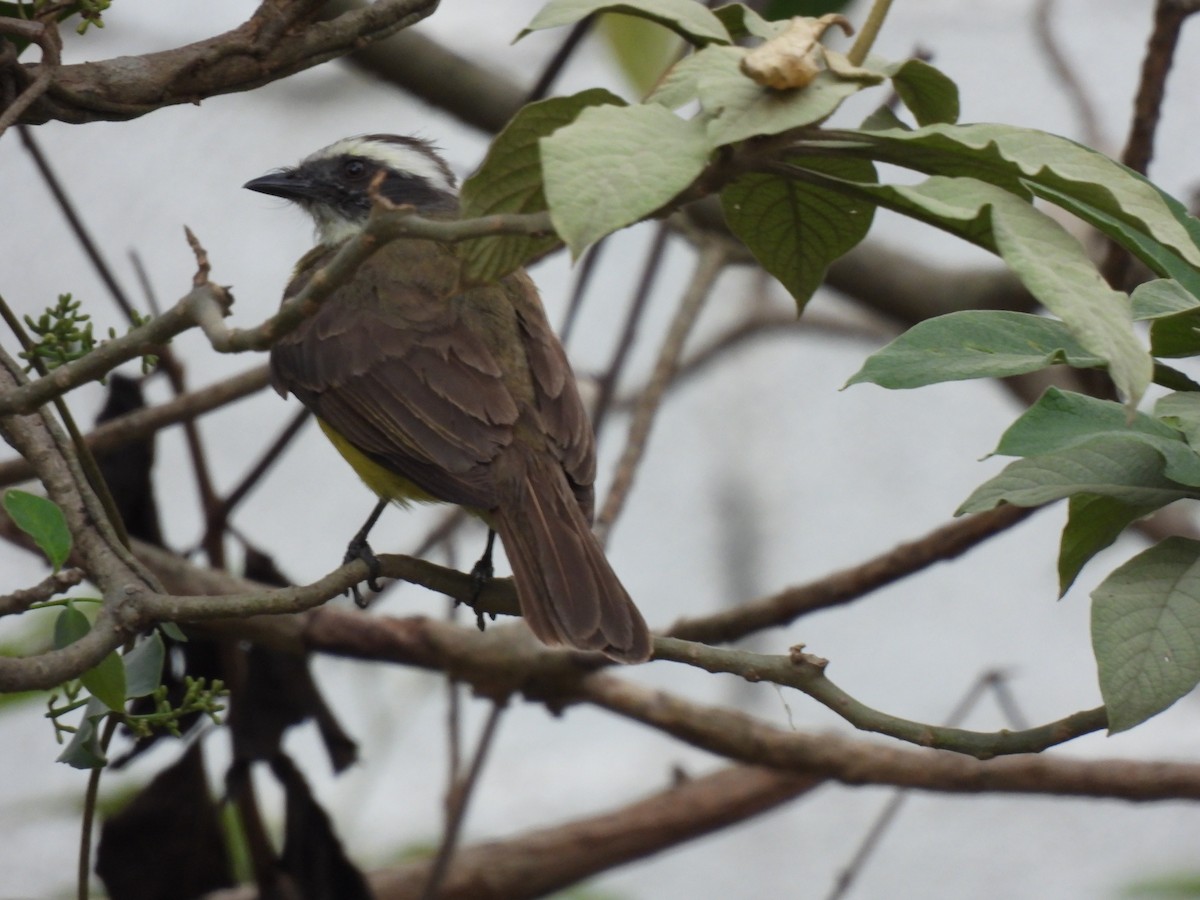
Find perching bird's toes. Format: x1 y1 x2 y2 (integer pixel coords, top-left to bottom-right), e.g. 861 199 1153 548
344 538 383 608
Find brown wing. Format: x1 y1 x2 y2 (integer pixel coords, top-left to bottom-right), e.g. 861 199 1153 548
505 268 598 520
269 240 521 510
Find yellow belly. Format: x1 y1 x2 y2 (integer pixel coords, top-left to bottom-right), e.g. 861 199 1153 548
317 418 441 508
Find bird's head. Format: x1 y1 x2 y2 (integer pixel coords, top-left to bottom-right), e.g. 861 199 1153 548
243 135 459 245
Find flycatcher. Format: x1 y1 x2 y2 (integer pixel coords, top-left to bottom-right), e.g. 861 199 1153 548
245 135 651 663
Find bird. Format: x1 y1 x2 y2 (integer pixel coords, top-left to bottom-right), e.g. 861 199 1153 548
244 134 652 663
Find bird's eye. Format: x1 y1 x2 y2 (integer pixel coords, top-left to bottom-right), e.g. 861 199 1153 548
342 158 368 180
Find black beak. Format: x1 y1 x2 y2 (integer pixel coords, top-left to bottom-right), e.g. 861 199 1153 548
243 170 321 202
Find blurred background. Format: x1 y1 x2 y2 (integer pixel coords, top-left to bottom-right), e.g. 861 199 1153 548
4 1 1200 897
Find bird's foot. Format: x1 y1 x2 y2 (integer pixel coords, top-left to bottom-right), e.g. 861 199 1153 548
344 537 383 609
468 529 497 603
468 553 493 601
467 530 497 630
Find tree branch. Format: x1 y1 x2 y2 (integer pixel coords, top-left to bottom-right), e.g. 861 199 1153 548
0 207 552 416
0 567 84 617
326 0 526 135
302 608 1200 800
0 365 270 489
1100 0 1200 289
579 674 1200 801
0 283 230 417
8 0 439 126
654 637 1107 757
0 350 154 690
205 764 818 900
0 17 60 138
668 504 1033 645
596 237 730 542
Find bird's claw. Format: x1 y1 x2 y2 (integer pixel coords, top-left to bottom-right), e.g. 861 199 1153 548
344 538 383 608
469 554 493 602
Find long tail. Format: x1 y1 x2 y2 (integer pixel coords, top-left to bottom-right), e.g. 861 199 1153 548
493 454 651 663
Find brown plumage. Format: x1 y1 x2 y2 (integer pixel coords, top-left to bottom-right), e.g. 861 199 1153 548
265 206 651 661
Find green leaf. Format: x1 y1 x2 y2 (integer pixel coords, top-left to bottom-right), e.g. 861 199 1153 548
865 124 1200 274
1092 537 1200 733
992 388 1200 486
519 0 731 46
53 604 126 711
712 3 789 40
957 435 1196 514
843 176 1152 407
459 89 624 282
883 58 960 126
1157 392 1200 449
54 603 90 649
4 489 71 570
987 203 1149 409
646 44 727 109
1059 494 1160 596
1131 279 1199 319
697 46 877 147
598 13 684 95
1153 362 1200 393
1121 872 1200 897
764 0 853 16
858 104 909 133
845 310 1104 390
541 103 710 255
721 157 875 309
1132 281 1200 358
58 696 109 769
1034 184 1200 301
851 131 1030 198
158 621 188 642
123 633 164 698
82 649 127 712
1150 311 1200 359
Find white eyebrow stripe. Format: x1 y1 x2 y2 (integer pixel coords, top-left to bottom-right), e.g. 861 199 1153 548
305 137 457 195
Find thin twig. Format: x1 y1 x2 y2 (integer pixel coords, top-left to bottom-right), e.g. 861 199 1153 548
847 0 895 66
595 238 727 542
1100 0 1198 289
420 702 506 900
445 677 463 788
0 293 134 552
608 306 890 413
295 610 1200 798
559 240 607 347
591 222 671 439
1031 0 1103 150
668 504 1033 645
826 670 1029 899
578 672 1195 799
18 125 135 319
525 17 593 104
20 125 230 559
128 251 163 317
653 638 1106 758
155 343 224 563
208 763 816 900
197 407 312 553
77 714 119 900
0 19 59 138
0 366 270 489
412 508 472 559
0 207 551 417
0 568 85 616
1121 0 1195 175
